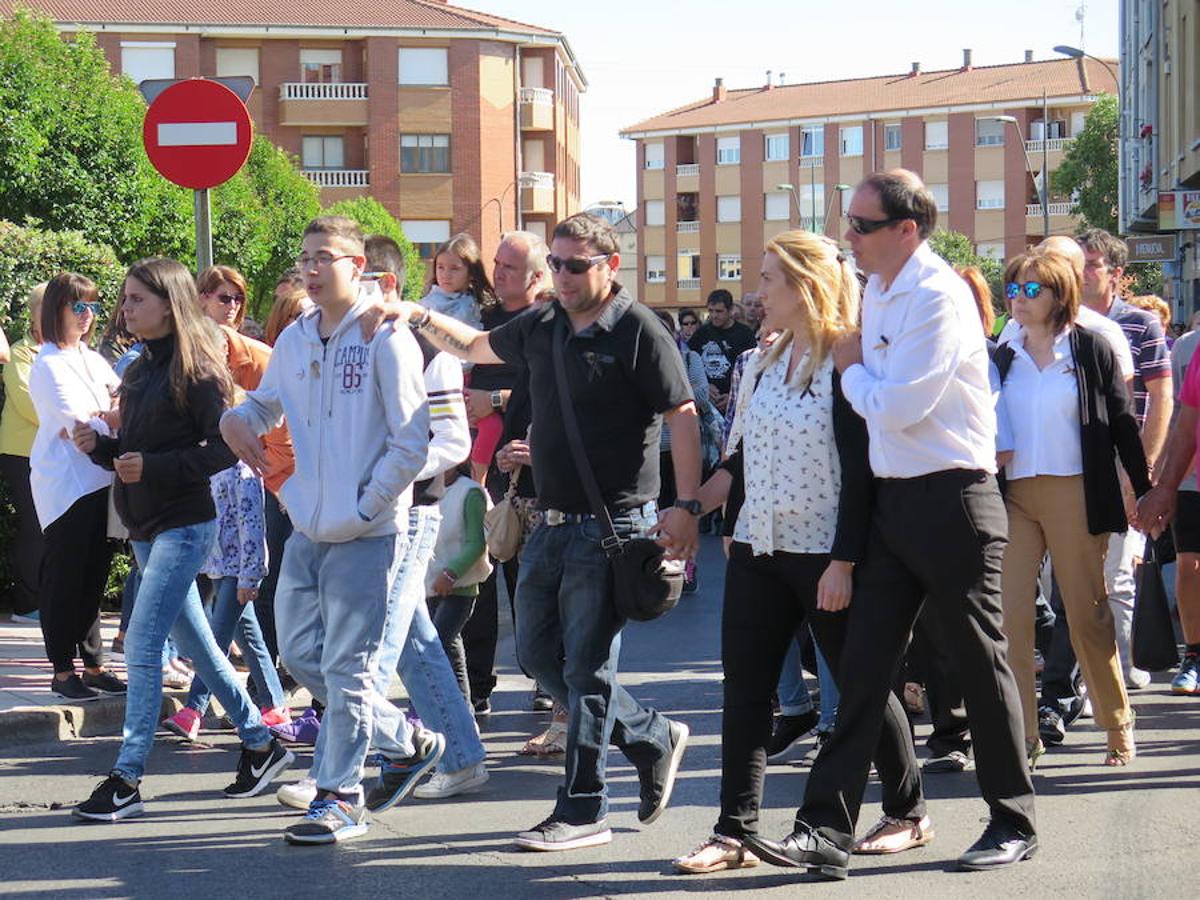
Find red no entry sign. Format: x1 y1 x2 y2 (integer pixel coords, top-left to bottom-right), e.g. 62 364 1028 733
143 79 253 190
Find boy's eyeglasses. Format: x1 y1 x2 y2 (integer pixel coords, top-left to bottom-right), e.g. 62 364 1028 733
1005 281 1046 300
847 215 907 235
547 253 611 275
295 253 355 269
72 301 102 316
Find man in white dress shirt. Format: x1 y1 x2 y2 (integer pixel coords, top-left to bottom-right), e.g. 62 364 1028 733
746 170 1036 879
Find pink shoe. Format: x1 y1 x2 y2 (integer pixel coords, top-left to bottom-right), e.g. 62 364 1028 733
260 706 292 728
162 707 201 741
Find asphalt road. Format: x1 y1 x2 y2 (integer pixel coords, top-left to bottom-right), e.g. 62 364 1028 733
2 535 1197 898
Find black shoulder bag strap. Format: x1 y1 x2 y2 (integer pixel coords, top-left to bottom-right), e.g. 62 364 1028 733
551 314 624 559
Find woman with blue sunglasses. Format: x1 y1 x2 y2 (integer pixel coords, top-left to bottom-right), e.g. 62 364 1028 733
993 249 1148 768
27 273 126 701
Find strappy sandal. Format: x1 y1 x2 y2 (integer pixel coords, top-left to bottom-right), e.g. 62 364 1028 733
672 835 760 874
1026 737 1046 771
1104 721 1136 767
519 705 568 756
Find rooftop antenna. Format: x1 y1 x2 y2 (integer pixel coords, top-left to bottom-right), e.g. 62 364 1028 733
1076 2 1087 51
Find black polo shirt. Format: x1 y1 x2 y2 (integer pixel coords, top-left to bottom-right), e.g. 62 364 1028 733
487 286 692 513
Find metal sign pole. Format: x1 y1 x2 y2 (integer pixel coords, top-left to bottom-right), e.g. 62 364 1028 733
194 188 213 273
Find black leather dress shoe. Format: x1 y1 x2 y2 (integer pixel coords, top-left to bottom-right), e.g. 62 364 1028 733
743 823 851 881
957 819 1038 870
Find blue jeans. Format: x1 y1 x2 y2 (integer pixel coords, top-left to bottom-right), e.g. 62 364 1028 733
186 576 285 714
119 563 175 666
115 522 270 782
777 631 840 730
515 504 672 824
276 530 413 802
372 505 485 774
814 639 838 733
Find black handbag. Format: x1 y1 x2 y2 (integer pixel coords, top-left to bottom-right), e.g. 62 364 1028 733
1131 537 1180 672
551 317 684 621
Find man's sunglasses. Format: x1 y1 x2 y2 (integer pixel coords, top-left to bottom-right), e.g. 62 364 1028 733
847 215 908 235
1005 281 1045 300
207 291 243 305
679 319 698 327
547 253 611 275
72 301 102 316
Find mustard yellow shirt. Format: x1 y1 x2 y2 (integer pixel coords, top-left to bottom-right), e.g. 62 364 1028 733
0 336 40 457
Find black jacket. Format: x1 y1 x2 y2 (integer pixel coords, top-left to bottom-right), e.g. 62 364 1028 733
994 325 1150 536
90 335 236 541
720 367 872 563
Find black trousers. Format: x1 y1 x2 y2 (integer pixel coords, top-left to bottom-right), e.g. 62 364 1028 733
909 602 972 758
39 488 111 674
718 542 923 838
462 556 520 702
427 593 478 704
0 454 44 616
798 470 1036 842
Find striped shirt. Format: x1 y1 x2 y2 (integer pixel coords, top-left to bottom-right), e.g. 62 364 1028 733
1106 297 1171 427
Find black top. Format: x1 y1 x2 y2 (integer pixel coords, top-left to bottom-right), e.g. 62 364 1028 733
89 334 236 541
687 320 756 395
994 325 1151 536
470 304 530 392
488 286 692 513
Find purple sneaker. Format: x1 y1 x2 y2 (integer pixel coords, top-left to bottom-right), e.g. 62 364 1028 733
271 707 321 745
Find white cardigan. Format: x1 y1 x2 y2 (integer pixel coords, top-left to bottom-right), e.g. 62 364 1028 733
28 343 119 529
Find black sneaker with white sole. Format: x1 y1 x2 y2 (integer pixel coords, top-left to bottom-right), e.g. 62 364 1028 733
224 739 295 798
82 671 127 694
513 815 612 851
637 719 689 824
364 730 445 813
73 773 144 822
51 674 99 701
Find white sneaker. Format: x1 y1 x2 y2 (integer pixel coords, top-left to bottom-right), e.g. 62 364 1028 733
277 776 318 810
1126 667 1152 690
413 762 489 799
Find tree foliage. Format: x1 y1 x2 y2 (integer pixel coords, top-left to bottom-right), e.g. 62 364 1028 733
323 196 427 301
928 228 1004 300
1052 93 1119 234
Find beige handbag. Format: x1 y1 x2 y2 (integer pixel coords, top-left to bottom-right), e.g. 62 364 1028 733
483 464 524 562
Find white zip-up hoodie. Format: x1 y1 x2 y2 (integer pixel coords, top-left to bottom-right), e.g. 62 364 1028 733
225 291 429 543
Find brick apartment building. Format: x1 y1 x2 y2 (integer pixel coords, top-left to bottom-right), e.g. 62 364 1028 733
621 53 1117 307
13 0 585 256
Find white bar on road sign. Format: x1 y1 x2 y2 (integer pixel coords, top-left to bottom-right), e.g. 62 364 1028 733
157 122 238 147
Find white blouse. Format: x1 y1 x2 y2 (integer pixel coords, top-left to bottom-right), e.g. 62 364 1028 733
732 345 840 556
28 343 119 528
1001 327 1084 481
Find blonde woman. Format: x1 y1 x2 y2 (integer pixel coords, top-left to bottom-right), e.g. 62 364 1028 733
671 231 927 875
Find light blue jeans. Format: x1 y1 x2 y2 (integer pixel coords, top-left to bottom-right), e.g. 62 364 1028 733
276 530 413 802
372 505 485 774
186 576 285 715
778 631 840 732
115 522 270 783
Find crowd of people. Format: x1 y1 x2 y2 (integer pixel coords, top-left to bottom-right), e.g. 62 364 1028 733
0 166 1197 877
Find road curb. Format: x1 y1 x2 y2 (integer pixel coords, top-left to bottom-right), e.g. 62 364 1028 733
0 694 183 751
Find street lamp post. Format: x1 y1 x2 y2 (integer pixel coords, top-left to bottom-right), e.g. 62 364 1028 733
777 182 852 234
825 183 853 229
1053 44 1118 82
775 182 804 228
982 114 1050 237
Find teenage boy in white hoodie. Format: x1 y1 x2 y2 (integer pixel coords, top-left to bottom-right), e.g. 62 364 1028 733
220 216 438 845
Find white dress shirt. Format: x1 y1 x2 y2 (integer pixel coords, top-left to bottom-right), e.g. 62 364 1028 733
1001 328 1084 481
998 306 1133 380
840 242 996 477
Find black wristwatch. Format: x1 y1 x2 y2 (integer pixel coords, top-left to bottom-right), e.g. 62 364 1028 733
673 499 703 516
489 390 504 411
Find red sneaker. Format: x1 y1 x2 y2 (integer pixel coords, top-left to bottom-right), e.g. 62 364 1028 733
163 707 202 741
260 706 293 728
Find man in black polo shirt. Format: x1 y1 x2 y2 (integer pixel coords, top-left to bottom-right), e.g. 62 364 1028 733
393 213 701 852
688 289 756 413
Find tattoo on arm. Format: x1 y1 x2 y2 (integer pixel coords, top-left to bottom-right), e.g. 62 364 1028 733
419 319 472 352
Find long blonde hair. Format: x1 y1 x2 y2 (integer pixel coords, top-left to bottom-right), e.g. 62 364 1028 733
757 231 860 390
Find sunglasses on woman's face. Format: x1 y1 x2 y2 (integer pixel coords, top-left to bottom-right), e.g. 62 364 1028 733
208 291 244 305
1005 281 1045 300
72 301 102 316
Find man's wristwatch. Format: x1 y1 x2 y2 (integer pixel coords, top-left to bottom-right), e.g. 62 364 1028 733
489 390 504 411
673 499 703 516
411 307 432 330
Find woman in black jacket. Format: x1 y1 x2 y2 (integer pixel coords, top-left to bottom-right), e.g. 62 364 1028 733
995 248 1149 768
70 258 293 823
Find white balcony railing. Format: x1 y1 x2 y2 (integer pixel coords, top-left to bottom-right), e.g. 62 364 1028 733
676 163 699 177
280 82 368 101
678 278 701 290
677 220 700 233
1026 202 1074 217
519 171 555 189
799 157 822 168
304 169 370 188
520 86 553 105
1025 137 1073 153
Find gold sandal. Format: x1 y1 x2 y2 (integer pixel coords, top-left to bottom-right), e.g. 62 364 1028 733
1104 721 1136 767
1026 738 1046 771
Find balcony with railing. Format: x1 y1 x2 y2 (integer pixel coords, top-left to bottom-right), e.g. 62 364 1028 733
1025 137 1073 153
520 171 555 214
677 278 701 290
279 82 369 126
519 86 554 131
304 169 370 189
676 163 699 177
676 220 700 233
1026 202 1075 217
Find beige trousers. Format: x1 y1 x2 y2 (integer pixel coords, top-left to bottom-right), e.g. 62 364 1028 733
1001 476 1132 740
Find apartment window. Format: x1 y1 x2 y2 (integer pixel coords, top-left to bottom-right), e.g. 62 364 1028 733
976 118 1006 147
976 180 1006 209
925 120 948 150
644 200 665 227
521 56 544 89
400 134 450 173
801 125 824 158
976 242 1006 260
718 255 742 281
398 48 448 86
678 252 702 279
522 137 545 172
929 183 950 212
840 126 863 156
300 49 342 84
216 47 259 85
401 220 451 258
765 192 790 221
645 255 667 283
884 124 902 151
1070 111 1086 137
717 195 741 222
765 133 790 161
717 136 741 165
799 183 826 229
677 192 699 222
645 142 665 170
121 42 175 85
302 136 344 170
